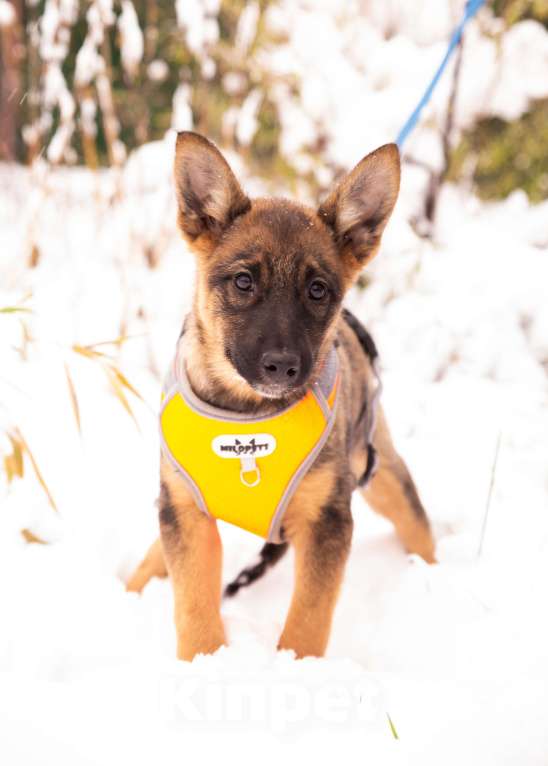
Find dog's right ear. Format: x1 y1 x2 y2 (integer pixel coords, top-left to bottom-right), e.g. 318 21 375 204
318 144 400 281
173 132 250 251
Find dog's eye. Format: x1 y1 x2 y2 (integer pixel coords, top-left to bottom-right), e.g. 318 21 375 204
234 272 253 292
308 280 328 301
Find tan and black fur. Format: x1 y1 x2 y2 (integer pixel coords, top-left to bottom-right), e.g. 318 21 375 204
127 132 436 661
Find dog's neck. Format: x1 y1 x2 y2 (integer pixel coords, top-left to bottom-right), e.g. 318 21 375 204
177 312 333 417
178 312 300 416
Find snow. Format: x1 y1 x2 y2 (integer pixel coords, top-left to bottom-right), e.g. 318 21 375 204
0 0 15 27
74 35 104 88
235 1 260 55
42 63 76 163
147 59 169 83
262 1 548 165
74 0 117 89
171 84 194 133
2 0 548 763
38 0 79 163
235 88 263 146
118 0 144 79
175 0 220 58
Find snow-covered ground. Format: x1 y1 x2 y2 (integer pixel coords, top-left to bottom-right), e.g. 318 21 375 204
1 2 548 764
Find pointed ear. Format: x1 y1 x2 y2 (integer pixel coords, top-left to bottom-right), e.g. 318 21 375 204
318 144 400 277
173 132 250 248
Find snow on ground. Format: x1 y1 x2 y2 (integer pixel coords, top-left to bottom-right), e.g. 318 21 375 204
1 1 548 764
1 150 547 765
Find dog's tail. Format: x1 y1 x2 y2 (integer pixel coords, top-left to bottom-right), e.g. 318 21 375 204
224 542 289 598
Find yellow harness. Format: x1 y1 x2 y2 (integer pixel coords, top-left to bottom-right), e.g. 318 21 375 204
160 347 340 542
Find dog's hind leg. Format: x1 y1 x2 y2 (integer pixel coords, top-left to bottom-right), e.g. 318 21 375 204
126 537 168 593
361 405 436 563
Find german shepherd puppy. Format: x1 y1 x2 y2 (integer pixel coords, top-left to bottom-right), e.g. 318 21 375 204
127 132 435 660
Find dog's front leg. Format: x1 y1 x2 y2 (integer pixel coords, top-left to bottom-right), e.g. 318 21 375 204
160 460 226 661
279 483 353 658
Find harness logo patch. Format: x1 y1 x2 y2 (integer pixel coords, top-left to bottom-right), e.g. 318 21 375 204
212 434 277 459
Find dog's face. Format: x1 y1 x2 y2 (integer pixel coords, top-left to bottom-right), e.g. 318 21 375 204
198 199 344 397
173 132 400 399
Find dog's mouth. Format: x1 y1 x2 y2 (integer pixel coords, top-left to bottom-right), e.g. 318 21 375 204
250 380 306 399
226 346 312 400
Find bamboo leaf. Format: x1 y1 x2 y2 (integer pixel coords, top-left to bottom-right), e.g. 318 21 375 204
21 528 47 545
73 342 143 428
386 712 399 741
86 334 144 349
111 367 143 402
4 455 15 484
15 428 58 513
29 244 41 268
7 433 24 478
14 318 33 360
0 306 32 315
64 363 82 434
104 366 140 430
72 344 109 360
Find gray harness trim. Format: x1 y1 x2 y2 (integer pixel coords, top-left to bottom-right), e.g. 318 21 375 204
267 377 339 542
159 344 340 543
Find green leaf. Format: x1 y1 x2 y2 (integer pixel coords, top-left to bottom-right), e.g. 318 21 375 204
387 712 399 740
0 306 32 315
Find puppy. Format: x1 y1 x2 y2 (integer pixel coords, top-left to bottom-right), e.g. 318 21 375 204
127 132 435 660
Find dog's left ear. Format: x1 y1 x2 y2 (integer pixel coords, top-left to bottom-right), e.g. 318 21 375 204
318 143 400 278
174 132 250 250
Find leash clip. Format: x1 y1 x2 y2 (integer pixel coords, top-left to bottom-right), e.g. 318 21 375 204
239 455 260 487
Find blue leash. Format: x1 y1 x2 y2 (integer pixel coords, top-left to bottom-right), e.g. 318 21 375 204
396 0 486 149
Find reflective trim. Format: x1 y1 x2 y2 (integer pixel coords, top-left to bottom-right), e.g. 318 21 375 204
266 378 340 543
159 388 210 516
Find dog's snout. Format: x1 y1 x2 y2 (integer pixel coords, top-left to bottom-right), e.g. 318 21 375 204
261 350 301 383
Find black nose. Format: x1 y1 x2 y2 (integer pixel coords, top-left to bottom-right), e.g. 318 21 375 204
261 351 301 384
